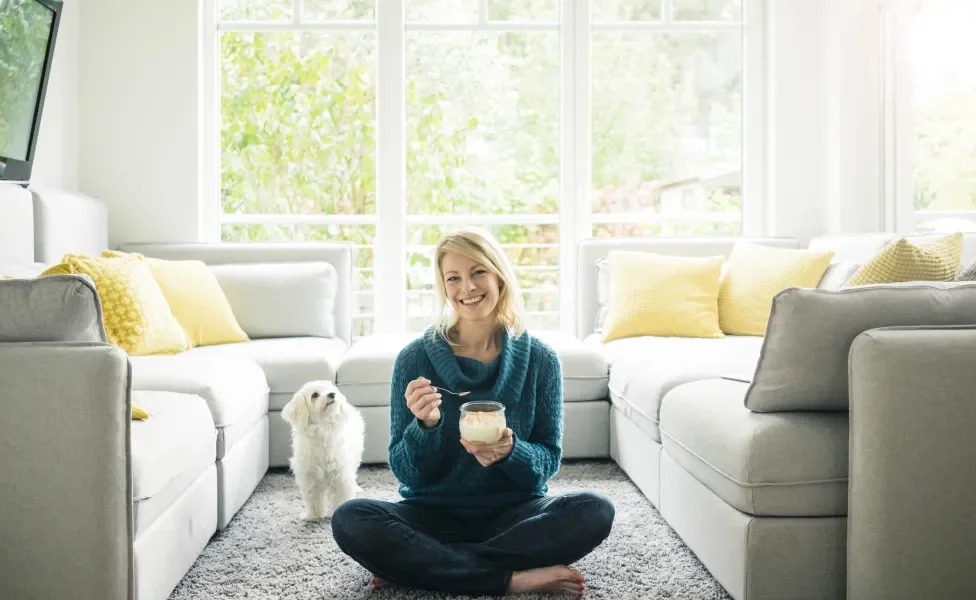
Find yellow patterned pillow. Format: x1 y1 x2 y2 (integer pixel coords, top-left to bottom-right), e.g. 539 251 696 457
719 243 834 336
103 251 249 348
41 254 188 355
601 250 725 342
844 233 963 287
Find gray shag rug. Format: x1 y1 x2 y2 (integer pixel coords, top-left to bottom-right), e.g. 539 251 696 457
169 460 731 600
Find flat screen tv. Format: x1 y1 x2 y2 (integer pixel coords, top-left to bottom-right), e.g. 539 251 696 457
0 0 62 184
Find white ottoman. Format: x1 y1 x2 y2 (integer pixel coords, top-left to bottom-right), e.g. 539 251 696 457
336 331 611 464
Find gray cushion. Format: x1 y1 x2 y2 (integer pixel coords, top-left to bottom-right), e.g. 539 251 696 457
816 262 860 289
660 378 849 517
210 262 338 338
954 256 976 281
0 275 107 343
744 281 976 412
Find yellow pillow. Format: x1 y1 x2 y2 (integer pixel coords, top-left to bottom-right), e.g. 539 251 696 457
41 254 188 356
103 251 248 348
718 243 834 336
601 250 725 342
844 233 963 287
132 404 149 420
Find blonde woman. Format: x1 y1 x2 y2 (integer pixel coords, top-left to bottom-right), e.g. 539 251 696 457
331 228 614 597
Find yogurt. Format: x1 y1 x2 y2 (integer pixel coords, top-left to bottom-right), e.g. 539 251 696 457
459 401 506 444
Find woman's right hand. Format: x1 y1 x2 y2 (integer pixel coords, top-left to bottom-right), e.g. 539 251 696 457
405 377 442 427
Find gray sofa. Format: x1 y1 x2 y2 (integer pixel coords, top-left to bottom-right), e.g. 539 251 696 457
0 184 355 600
576 236 976 600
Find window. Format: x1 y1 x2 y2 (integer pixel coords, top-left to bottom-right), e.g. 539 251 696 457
590 0 745 239
884 0 976 233
210 0 762 336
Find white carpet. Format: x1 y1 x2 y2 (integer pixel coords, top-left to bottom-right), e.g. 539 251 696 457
169 460 732 600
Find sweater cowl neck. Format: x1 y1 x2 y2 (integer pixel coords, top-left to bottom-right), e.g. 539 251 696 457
422 326 532 406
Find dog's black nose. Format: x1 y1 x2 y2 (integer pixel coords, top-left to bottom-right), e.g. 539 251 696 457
327 392 336 400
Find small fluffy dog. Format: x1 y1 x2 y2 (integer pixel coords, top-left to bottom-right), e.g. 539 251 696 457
281 380 365 521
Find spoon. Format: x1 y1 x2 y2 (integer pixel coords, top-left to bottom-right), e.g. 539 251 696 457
433 386 471 397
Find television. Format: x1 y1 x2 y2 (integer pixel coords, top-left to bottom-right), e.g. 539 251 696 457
0 0 62 184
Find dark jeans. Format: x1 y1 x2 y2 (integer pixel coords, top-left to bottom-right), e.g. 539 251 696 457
331 491 615 596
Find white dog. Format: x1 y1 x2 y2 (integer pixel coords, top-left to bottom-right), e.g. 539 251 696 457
281 380 365 521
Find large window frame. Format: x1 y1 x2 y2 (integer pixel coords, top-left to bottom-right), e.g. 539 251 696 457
203 0 768 336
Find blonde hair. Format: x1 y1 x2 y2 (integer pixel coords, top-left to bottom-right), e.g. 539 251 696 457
432 228 526 345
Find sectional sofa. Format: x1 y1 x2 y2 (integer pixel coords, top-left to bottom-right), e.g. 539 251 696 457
1 185 355 600
3 184 975 600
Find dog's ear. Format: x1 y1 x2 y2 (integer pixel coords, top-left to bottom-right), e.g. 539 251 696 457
281 393 311 429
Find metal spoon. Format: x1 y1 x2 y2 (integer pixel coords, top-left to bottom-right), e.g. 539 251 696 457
433 386 471 397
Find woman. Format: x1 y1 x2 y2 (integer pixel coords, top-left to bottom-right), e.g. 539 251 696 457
331 229 615 597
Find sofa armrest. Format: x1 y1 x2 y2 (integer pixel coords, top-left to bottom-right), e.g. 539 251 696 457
0 342 133 600
848 326 976 600
117 242 354 344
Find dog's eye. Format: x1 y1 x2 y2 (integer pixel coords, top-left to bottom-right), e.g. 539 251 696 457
327 392 335 400
311 392 320 399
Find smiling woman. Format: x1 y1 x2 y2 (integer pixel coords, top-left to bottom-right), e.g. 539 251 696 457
329 227 616 597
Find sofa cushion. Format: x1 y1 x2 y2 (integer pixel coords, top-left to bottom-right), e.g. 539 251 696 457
104 251 250 348
129 352 269 457
589 334 763 442
845 233 963 287
601 250 725 342
130 390 216 537
210 262 338 339
42 253 190 356
0 274 107 343
717 242 833 336
745 281 976 412
817 262 860 289
337 331 609 407
660 379 848 517
185 337 347 410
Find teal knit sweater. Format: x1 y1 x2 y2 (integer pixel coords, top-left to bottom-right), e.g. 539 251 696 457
387 327 563 508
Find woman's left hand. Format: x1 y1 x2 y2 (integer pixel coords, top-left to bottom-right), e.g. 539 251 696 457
461 428 514 467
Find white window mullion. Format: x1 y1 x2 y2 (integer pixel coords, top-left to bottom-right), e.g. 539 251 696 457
294 0 302 24
375 0 407 333
478 0 488 24
741 0 767 236
560 0 591 338
199 0 220 242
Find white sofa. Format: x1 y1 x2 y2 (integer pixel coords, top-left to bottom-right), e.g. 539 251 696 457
0 185 355 600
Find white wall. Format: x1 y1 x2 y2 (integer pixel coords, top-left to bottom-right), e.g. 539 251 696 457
31 0 80 191
78 0 205 246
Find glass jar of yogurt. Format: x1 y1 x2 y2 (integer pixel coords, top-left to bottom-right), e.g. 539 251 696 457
459 401 506 444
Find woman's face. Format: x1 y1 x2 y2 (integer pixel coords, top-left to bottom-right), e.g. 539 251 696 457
440 251 501 323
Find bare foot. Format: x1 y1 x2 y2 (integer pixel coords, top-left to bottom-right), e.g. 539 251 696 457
370 575 386 589
508 566 585 596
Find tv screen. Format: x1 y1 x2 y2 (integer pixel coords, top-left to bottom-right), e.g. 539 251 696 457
0 0 62 183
